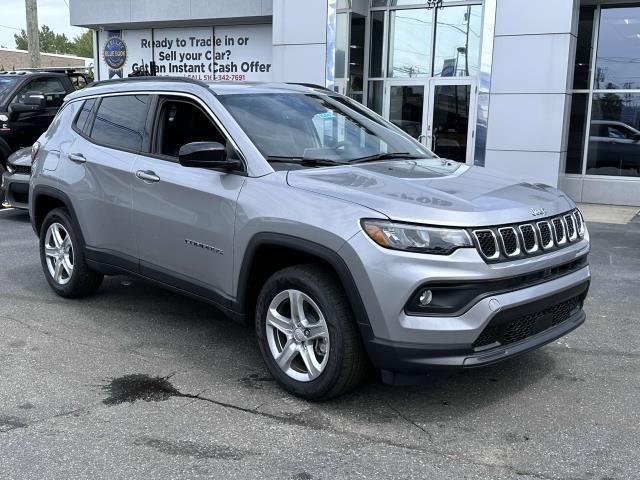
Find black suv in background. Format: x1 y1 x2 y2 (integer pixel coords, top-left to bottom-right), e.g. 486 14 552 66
0 70 90 174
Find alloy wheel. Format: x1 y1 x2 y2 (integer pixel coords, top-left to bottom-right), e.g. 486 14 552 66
265 289 330 382
44 222 74 285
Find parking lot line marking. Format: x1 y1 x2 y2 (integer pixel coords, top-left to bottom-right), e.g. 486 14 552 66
0 208 16 213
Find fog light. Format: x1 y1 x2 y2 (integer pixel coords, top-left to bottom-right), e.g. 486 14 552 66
419 289 433 306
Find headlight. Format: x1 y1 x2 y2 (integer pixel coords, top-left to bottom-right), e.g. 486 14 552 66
361 219 473 255
6 163 15 174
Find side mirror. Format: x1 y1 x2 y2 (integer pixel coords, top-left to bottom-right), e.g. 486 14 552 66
178 141 242 172
8 91 46 117
24 91 47 108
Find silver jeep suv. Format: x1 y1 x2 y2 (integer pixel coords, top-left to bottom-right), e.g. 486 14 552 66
29 78 591 400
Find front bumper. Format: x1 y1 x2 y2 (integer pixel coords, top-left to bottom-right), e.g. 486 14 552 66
1 171 30 210
368 278 588 376
339 230 591 376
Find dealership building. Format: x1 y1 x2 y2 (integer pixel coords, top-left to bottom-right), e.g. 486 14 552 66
70 0 640 206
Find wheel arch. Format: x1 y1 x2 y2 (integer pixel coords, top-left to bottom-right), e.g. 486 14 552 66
236 233 374 340
31 185 86 247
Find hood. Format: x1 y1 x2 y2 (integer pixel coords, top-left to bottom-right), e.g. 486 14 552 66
286 159 574 227
7 147 33 167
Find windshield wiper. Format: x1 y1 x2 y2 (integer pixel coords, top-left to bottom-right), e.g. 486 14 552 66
267 156 346 167
349 152 430 164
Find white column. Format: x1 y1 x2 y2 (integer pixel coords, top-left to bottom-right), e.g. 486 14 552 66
272 0 329 85
484 0 579 187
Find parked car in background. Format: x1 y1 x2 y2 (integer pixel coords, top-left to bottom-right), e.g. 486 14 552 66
588 120 640 176
1 146 32 210
29 78 591 400
0 69 90 176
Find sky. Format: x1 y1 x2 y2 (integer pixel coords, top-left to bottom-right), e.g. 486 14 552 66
0 0 84 49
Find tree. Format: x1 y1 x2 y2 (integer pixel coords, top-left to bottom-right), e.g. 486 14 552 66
71 29 93 58
14 24 73 55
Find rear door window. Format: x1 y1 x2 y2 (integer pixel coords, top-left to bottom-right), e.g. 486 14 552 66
89 95 151 151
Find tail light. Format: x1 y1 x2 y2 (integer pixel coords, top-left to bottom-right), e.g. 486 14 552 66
31 141 40 161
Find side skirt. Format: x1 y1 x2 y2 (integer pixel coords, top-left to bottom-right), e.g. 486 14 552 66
85 247 246 324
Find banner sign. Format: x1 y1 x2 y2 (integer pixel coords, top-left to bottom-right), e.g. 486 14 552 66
103 30 127 78
98 24 273 82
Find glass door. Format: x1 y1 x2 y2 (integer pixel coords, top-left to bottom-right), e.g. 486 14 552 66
427 78 476 164
383 78 477 164
383 79 429 143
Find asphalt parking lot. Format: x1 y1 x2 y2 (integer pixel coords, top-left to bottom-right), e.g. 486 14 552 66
0 207 638 480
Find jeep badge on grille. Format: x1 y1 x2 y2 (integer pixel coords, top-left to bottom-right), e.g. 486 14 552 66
531 207 547 217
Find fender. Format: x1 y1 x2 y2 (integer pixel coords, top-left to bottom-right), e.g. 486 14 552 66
236 233 375 339
30 185 87 249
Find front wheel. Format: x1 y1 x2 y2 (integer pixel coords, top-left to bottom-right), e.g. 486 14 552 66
255 264 367 400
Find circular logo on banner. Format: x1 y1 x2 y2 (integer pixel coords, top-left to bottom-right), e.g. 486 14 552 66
103 37 127 70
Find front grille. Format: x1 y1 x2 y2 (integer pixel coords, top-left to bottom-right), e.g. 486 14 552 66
498 227 519 256
472 210 584 263
473 295 583 350
564 215 576 240
552 218 566 244
519 225 537 252
474 231 498 259
538 221 553 249
573 211 583 235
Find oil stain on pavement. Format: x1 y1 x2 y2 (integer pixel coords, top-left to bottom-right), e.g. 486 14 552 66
102 374 182 405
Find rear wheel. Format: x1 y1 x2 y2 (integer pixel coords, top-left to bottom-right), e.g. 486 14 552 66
255 264 367 400
40 208 103 298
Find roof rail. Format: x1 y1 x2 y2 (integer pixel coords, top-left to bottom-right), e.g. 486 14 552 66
87 76 209 89
287 82 334 92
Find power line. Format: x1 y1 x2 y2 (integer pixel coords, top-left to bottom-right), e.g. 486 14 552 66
0 24 22 31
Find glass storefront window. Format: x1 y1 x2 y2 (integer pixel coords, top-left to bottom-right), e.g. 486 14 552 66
335 13 349 79
369 11 385 77
367 80 384 115
587 93 640 177
433 5 482 77
595 7 640 89
388 84 425 138
573 6 595 90
565 94 589 174
349 15 366 101
387 9 434 77
372 0 428 6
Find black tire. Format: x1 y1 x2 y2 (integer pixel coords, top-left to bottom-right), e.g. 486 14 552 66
255 264 368 401
39 207 103 298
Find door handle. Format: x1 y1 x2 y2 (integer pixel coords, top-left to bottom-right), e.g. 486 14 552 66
135 170 160 183
68 153 86 163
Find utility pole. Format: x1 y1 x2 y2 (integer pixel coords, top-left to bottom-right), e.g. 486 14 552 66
25 0 41 68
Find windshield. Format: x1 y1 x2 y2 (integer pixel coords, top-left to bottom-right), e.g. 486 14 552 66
0 77 20 97
217 93 435 166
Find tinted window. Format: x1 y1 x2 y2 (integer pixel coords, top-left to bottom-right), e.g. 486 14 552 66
0 77 20 97
74 98 96 133
12 77 67 107
90 95 150 151
155 98 225 157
